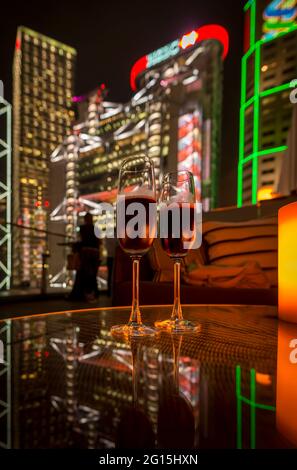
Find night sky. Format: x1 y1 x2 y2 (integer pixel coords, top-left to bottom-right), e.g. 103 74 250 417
0 0 244 206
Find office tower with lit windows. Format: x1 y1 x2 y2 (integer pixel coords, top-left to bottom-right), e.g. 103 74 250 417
238 0 297 206
13 27 76 286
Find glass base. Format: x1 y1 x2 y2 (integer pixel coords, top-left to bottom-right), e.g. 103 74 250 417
110 322 155 338
154 318 201 334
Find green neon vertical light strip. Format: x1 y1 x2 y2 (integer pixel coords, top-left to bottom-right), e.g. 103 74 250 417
236 365 243 449
250 369 256 449
250 0 256 48
237 163 244 208
244 0 253 13
238 1 257 207
238 53 248 207
252 43 261 205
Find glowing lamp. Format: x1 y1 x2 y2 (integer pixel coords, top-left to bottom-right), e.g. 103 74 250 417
279 202 297 322
257 187 274 201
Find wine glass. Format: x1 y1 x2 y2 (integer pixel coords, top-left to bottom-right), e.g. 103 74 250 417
111 156 157 338
155 170 200 333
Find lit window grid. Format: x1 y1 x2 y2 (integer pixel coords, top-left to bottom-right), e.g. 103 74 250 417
13 28 76 285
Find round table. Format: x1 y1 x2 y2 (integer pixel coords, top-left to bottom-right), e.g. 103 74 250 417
0 304 295 449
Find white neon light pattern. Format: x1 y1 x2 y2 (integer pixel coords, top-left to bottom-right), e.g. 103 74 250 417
147 40 180 69
177 110 202 201
0 321 11 448
0 97 12 290
180 31 199 50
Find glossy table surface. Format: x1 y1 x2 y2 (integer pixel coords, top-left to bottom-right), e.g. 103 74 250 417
0 304 297 449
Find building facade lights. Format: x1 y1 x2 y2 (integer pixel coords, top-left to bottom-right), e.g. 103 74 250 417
130 24 229 91
238 0 297 207
12 27 76 287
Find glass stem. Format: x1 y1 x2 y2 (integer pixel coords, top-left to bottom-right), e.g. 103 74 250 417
129 257 141 325
171 259 183 323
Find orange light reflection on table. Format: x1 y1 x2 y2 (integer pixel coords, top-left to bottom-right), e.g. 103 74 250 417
277 321 297 446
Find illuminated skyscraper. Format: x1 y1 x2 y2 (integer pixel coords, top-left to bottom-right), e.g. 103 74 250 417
238 0 297 206
13 27 76 286
130 24 229 209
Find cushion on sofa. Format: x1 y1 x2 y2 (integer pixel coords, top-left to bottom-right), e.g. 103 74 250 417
184 261 270 289
202 217 278 287
148 238 207 282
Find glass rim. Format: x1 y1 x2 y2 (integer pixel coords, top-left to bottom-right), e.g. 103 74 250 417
121 154 153 168
161 170 194 186
162 170 194 182
119 155 155 176
117 154 156 193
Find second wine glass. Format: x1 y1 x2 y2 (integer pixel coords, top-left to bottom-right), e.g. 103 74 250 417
155 171 200 333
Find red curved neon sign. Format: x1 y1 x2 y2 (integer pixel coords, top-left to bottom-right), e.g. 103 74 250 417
130 24 229 91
